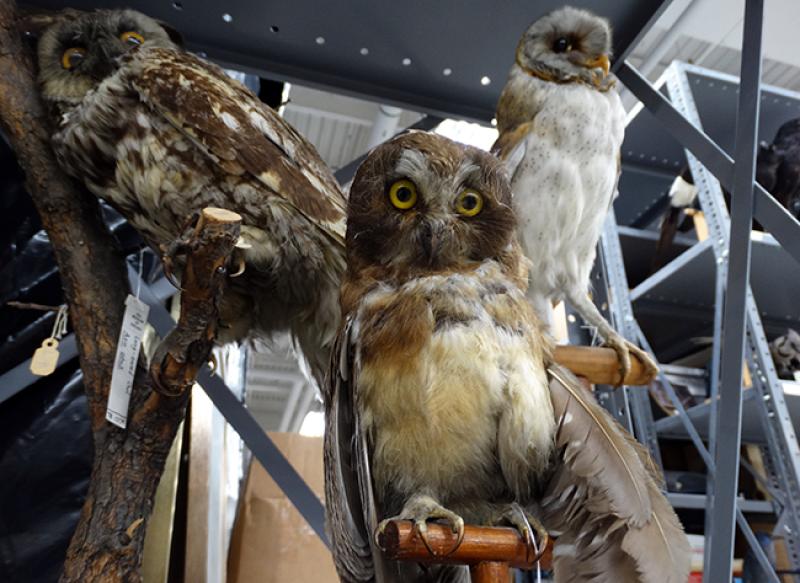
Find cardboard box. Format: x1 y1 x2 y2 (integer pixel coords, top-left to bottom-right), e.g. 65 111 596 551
227 433 338 583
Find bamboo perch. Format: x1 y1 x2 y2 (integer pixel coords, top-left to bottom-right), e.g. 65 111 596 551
554 344 655 386
377 520 553 572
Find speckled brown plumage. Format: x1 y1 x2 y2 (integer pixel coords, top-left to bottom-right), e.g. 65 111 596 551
37 9 346 383
326 132 690 583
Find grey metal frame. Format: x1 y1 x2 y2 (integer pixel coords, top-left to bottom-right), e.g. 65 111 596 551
598 1 800 578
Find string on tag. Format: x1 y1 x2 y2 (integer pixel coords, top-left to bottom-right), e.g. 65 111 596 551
135 246 145 299
51 304 68 340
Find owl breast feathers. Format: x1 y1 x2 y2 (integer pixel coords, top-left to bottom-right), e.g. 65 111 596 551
325 132 689 583
40 10 346 382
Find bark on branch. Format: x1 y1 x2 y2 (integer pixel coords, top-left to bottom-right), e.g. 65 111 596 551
0 2 242 580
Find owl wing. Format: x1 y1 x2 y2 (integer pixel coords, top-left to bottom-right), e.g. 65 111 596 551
127 45 346 242
325 316 396 583
491 121 534 183
539 364 690 583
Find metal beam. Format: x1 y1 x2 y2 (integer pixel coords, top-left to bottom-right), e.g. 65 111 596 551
617 63 800 267
706 1 763 580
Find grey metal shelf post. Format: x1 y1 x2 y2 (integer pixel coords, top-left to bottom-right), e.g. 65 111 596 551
663 59 800 577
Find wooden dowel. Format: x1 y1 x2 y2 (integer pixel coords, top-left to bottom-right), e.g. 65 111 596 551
470 561 511 583
553 344 655 386
376 520 551 570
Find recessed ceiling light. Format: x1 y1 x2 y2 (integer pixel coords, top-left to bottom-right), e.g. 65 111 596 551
402 57 412 66
360 47 369 55
480 76 491 86
222 13 233 23
443 68 452 76
316 36 326 45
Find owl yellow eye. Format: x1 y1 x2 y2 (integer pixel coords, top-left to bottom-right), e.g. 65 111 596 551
61 47 86 70
455 190 483 216
121 31 145 46
388 179 418 210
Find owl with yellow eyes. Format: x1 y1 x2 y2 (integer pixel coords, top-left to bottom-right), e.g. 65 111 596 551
325 132 689 583
35 9 346 386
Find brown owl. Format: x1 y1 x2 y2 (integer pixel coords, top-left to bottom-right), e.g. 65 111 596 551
325 132 689 583
36 9 346 384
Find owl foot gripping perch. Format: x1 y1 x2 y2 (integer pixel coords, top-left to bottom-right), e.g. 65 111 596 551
376 494 465 559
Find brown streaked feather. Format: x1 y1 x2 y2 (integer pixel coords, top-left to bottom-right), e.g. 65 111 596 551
128 45 346 240
546 365 652 525
324 317 382 582
540 364 690 583
620 479 691 583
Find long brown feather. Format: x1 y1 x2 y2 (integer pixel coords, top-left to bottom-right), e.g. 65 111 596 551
547 365 652 526
541 364 690 583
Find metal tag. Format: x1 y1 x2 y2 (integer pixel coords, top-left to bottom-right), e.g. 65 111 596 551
30 338 60 376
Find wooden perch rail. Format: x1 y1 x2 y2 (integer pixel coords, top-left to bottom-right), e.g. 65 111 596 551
378 520 553 583
554 344 655 386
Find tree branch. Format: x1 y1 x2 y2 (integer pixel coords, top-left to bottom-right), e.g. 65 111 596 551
0 2 241 580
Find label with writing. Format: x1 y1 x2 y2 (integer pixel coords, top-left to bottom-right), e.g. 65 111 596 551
106 295 150 429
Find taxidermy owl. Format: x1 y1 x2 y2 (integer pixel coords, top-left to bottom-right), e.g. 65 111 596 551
654 117 800 271
35 9 346 384
324 132 689 583
492 6 657 381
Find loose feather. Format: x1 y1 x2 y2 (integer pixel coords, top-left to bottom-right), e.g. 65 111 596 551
547 365 652 526
541 364 690 583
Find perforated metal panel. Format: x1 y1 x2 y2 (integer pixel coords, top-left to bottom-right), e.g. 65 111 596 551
28 0 670 121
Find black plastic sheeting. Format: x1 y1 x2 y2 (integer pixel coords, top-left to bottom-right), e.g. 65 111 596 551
0 133 155 582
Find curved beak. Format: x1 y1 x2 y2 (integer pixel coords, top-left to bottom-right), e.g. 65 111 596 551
583 54 610 78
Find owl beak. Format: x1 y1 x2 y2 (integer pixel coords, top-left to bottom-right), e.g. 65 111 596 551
583 54 610 78
420 220 446 263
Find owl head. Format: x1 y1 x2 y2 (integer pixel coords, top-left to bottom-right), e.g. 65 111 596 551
36 9 179 110
516 6 613 88
346 132 516 273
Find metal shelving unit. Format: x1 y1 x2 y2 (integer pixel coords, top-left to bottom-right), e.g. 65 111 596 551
598 54 800 581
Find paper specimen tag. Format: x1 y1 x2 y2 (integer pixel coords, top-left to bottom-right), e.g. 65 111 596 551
30 338 60 376
106 295 150 428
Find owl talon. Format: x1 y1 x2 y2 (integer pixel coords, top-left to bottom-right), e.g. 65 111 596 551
493 503 549 564
229 254 246 278
375 495 465 558
603 334 658 386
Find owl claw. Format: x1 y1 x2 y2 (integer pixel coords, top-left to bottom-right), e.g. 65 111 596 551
604 334 659 386
375 495 465 558
229 255 246 278
494 503 549 565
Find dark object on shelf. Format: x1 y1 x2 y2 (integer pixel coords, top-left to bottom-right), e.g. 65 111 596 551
651 117 800 271
664 471 707 495
770 329 800 380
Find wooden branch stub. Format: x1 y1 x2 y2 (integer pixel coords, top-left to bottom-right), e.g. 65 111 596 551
376 520 552 571
150 207 242 397
554 345 655 386
470 561 512 583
